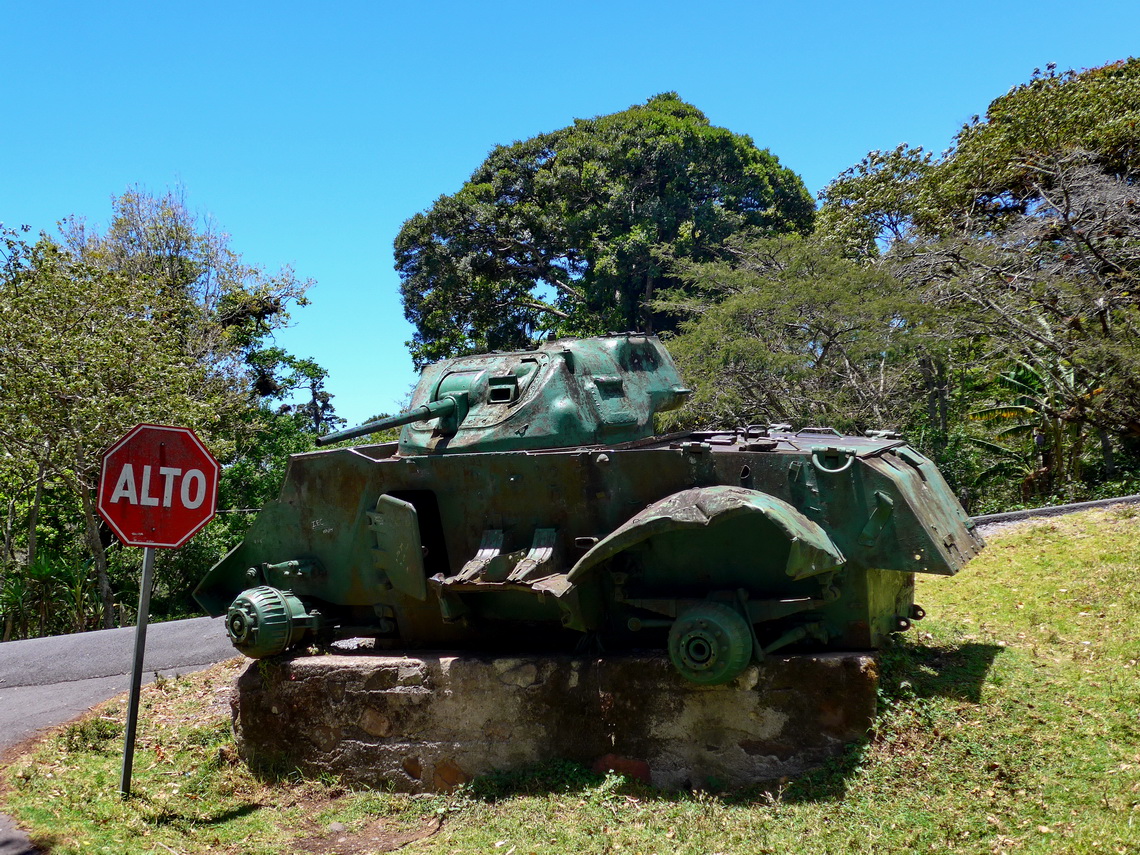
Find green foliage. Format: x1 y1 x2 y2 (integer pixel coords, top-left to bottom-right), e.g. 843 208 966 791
936 60 1140 224
894 159 1140 440
815 144 936 258
657 234 928 433
820 60 1140 246
0 550 96 640
396 93 813 367
244 348 344 436
967 358 1098 500
0 230 234 463
813 60 1140 505
0 189 331 637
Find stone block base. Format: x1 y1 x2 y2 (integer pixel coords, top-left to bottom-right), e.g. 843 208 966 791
232 651 877 792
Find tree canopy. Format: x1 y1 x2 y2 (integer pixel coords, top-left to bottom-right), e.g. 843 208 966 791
655 234 930 433
395 93 814 366
799 60 1140 504
0 189 327 630
820 59 1140 251
818 60 1140 432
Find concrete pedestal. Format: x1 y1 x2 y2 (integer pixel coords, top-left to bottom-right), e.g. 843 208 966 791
232 651 877 792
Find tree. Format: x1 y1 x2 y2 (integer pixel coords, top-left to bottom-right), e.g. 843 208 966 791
395 93 814 366
61 188 314 400
655 234 929 433
932 61 1140 228
820 60 1140 253
814 144 935 259
818 60 1140 475
0 233 225 625
968 358 1096 499
0 189 319 630
245 348 344 436
887 153 1140 439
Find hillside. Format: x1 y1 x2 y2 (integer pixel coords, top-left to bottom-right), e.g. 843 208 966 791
4 507 1139 854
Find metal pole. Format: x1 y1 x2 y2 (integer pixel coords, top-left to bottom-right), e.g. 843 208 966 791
120 545 155 798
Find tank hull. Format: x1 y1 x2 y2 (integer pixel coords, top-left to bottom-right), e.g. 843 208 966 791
195 427 982 679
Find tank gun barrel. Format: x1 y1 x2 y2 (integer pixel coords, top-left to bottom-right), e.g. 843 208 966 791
316 396 459 447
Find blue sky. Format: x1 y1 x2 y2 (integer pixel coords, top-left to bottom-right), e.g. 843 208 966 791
4 1 1138 427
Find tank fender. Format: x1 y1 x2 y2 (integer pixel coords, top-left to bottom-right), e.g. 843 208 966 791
565 486 845 586
368 494 427 600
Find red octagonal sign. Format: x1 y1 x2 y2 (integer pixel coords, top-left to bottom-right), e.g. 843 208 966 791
98 424 220 548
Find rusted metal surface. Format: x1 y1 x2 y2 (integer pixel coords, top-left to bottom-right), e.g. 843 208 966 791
194 334 983 684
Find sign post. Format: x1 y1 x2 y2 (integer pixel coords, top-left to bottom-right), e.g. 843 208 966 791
120 544 155 797
98 424 219 798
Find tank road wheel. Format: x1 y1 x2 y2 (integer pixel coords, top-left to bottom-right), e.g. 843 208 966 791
667 602 753 685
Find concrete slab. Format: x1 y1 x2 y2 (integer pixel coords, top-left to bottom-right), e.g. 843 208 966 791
233 650 877 791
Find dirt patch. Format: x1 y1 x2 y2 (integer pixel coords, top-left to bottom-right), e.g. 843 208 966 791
292 813 442 853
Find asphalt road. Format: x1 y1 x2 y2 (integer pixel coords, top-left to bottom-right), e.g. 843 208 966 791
0 616 238 854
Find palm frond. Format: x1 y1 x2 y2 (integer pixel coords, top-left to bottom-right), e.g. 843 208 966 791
969 405 1037 421
967 437 1027 459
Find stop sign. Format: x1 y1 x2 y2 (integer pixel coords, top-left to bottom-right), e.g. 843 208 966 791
98 424 220 548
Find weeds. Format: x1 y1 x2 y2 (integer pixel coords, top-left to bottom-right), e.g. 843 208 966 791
61 717 122 753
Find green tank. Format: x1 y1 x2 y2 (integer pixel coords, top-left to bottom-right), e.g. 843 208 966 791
194 334 983 685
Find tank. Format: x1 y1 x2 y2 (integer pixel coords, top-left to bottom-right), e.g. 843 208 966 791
194 334 983 685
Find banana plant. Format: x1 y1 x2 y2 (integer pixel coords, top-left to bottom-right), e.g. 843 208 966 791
0 569 32 641
0 553 96 640
969 356 1095 495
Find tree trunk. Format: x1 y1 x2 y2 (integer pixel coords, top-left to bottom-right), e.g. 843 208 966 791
78 482 114 629
1045 419 1065 490
3 496 13 564
918 356 949 446
641 274 655 334
937 363 949 436
1068 426 1086 484
26 456 46 570
1099 428 1117 478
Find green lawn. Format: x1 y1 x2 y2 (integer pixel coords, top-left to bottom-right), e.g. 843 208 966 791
5 507 1139 854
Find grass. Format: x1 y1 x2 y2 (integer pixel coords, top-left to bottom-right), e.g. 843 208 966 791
4 507 1140 854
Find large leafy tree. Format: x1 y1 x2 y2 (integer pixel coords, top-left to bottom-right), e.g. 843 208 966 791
0 189 320 630
888 156 1140 437
395 93 814 366
0 232 232 625
817 60 1140 493
820 60 1140 253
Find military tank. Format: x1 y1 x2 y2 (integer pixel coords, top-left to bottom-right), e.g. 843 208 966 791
194 334 983 685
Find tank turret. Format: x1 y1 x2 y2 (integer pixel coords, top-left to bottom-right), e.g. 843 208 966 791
317 334 692 454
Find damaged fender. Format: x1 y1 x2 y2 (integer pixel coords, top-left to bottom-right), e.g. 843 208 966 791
566 486 846 586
